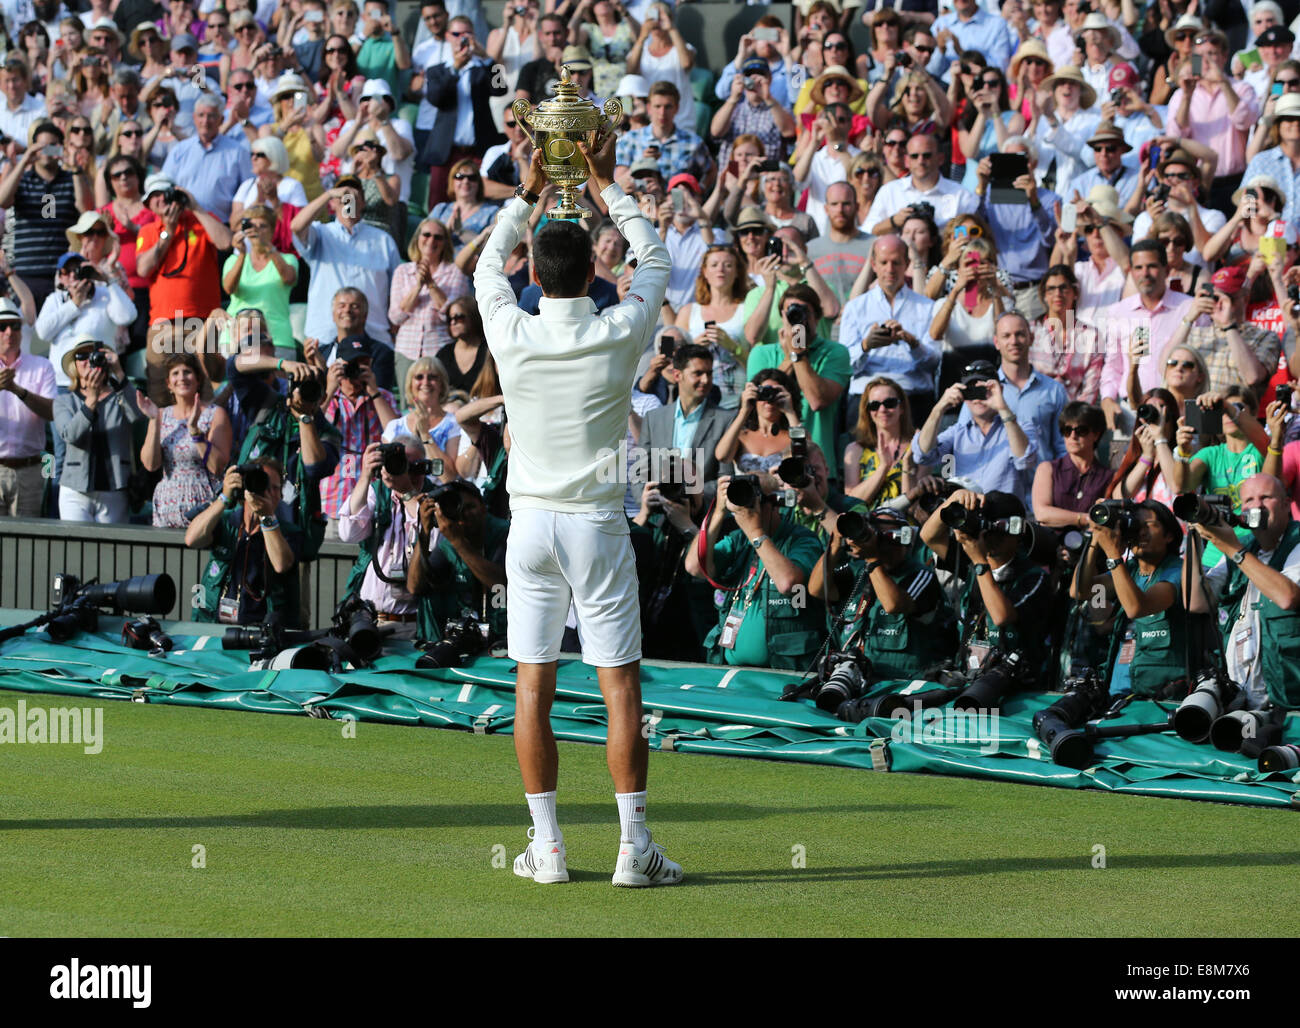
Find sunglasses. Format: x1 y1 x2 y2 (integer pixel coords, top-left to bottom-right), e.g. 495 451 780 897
736 226 768 236
448 314 467 323
208 19 227 28
907 151 936 160
913 44 934 53
1024 57 1049 66
883 138 905 147
1061 424 1092 437
420 231 446 241
1164 170 1195 181
237 24 258 32
1194 34 1215 44
110 168 135 177
0 322 21 332
453 172 476 181
1159 236 1187 248
504 120 516 128
69 125 92 134
823 40 848 48
1092 144 1122 154
867 397 901 411
978 77 1002 89
233 81 257 90
1081 223 1102 234
1043 282 1073 292
448 30 469 38
325 46 348 54
1166 358 1198 370
119 128 142 137
1278 77 1300 87
1175 31 1195 40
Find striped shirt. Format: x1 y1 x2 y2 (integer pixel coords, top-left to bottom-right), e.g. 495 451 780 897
320 388 397 519
11 170 78 280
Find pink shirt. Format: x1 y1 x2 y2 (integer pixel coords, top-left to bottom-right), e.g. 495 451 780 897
389 260 471 361
1074 257 1126 320
0 350 55 459
1167 80 1259 178
1280 442 1300 521
1098 289 1197 401
336 484 419 615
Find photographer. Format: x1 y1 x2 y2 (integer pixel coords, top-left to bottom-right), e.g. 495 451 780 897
319 336 399 537
186 458 304 628
36 250 135 405
633 469 709 662
912 357 1039 502
229 333 341 563
922 489 1053 684
746 285 850 476
684 474 826 669
1185 473 1300 708
52 339 146 523
408 478 509 646
809 507 957 682
1073 499 1187 698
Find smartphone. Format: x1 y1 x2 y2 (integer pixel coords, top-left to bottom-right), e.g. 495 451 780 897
988 153 1031 204
1191 54 1203 77
757 158 780 173
293 92 307 111
1199 281 1216 298
704 320 716 330
1148 143 1161 170
1184 398 1224 436
963 253 981 309
753 27 779 43
304 9 324 22
657 333 675 358
1061 203 1077 234
43 144 63 159
671 187 685 213
1276 383 1294 411
766 236 783 258
1273 82 1285 97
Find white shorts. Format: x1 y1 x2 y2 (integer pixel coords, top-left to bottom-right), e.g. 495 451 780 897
506 507 641 667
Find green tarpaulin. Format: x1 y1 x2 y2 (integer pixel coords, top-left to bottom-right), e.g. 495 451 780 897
1 630 1297 809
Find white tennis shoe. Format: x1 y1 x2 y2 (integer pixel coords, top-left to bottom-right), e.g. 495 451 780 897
513 828 569 884
612 830 684 888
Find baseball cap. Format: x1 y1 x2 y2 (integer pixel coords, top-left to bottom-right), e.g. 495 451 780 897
335 335 372 362
1258 25 1296 47
56 252 87 271
1107 63 1138 92
169 32 198 53
142 173 175 200
1211 265 1247 294
359 78 396 106
628 158 662 178
741 57 769 76
667 173 701 196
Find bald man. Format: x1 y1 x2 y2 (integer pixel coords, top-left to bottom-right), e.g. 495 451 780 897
837 233 940 426
1185 473 1300 710
807 181 875 320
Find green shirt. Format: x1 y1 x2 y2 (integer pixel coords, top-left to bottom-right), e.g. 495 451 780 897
356 35 404 97
224 252 299 359
741 278 835 347
1197 442 1264 567
746 335 850 473
710 521 825 667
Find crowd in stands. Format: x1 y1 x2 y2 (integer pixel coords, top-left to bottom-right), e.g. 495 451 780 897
1 0 1299 714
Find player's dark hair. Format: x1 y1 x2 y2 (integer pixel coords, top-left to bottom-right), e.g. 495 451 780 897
672 342 712 371
533 220 593 297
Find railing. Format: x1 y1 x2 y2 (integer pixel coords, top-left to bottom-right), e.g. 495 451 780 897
0 518 359 625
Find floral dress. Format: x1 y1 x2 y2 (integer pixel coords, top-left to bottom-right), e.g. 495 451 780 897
582 19 637 99
152 405 221 528
316 75 366 190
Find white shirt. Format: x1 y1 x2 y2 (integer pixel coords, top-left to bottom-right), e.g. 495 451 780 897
413 35 451 132
1035 108 1101 195
233 174 309 209
337 485 419 615
1132 204 1227 269
801 144 858 239
338 116 416 203
35 284 137 389
864 175 980 232
474 183 671 512
0 93 46 151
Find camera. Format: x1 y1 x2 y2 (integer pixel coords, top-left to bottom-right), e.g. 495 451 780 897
222 622 334 670
332 595 383 663
235 462 270 497
817 652 871 713
1032 668 1108 769
75 263 103 282
910 201 934 222
960 362 993 401
785 302 810 329
85 349 108 369
895 50 912 68
727 474 762 509
1288 283 1300 311
1172 493 1264 529
1136 402 1162 426
121 615 173 655
655 452 687 506
955 648 1030 711
1259 743 1300 772
1149 181 1170 204
266 43 282 57
161 186 188 208
417 614 491 669
378 442 411 477
939 502 1024 537
1110 87 1125 106
46 573 177 643
1173 668 1243 743
743 75 756 90
293 374 323 407
240 217 253 231
1089 498 1139 536
778 425 809 488
756 384 782 404
425 480 464 519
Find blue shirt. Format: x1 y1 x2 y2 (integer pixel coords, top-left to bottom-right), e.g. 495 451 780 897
161 133 252 224
714 59 791 107
837 284 940 396
672 397 705 453
957 366 1068 461
926 9 1015 82
614 124 714 184
1070 164 1140 208
979 188 1059 285
293 220 402 345
1108 556 1182 696
912 412 1039 502
1241 146 1300 227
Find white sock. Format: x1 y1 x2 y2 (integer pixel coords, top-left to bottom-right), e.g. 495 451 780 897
616 791 648 847
526 791 561 844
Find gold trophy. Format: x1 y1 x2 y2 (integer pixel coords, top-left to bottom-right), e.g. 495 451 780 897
512 68 622 219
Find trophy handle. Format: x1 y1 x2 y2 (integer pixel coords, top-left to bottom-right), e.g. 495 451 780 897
511 98 538 150
600 97 623 133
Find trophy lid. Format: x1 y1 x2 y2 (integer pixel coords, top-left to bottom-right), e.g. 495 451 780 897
532 66 600 118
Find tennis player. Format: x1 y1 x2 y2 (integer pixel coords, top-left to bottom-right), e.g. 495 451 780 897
474 132 683 887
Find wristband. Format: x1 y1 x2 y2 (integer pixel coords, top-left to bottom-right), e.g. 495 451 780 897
1154 436 1171 447
259 516 280 532
1137 455 1153 467
1269 446 1283 456
221 492 236 508
277 358 285 371
864 560 883 576
998 409 1016 423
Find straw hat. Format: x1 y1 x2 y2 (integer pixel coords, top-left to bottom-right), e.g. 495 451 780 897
1043 65 1097 109
270 72 310 103
734 206 773 231
65 210 111 249
348 126 387 157
1164 14 1203 50
1231 174 1286 207
1008 39 1053 83
1085 122 1131 153
810 65 864 106
1085 184 1131 225
1079 12 1121 51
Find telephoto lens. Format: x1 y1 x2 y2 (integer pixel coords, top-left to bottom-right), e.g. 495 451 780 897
954 650 1025 711
81 574 177 615
726 474 761 509
1032 689 1097 770
1172 493 1231 525
836 511 872 544
1173 669 1242 743
1089 498 1137 531
1209 708 1282 754
1258 743 1300 773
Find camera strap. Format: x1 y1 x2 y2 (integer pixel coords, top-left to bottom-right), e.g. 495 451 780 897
695 494 744 592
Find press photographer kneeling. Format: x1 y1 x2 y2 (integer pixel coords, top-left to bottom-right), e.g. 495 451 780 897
920 490 1052 707
406 459 509 652
1073 499 1187 700
185 459 303 627
807 507 956 711
1184 474 1300 711
685 473 825 670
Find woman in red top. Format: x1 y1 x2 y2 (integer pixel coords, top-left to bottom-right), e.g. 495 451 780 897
98 155 157 352
311 34 366 190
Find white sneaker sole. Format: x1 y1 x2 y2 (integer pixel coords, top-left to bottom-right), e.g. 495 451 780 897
513 855 569 884
611 869 683 887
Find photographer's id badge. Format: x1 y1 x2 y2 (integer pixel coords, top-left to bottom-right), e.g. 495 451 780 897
218 597 239 624
719 610 745 650
966 642 990 670
1118 628 1135 665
